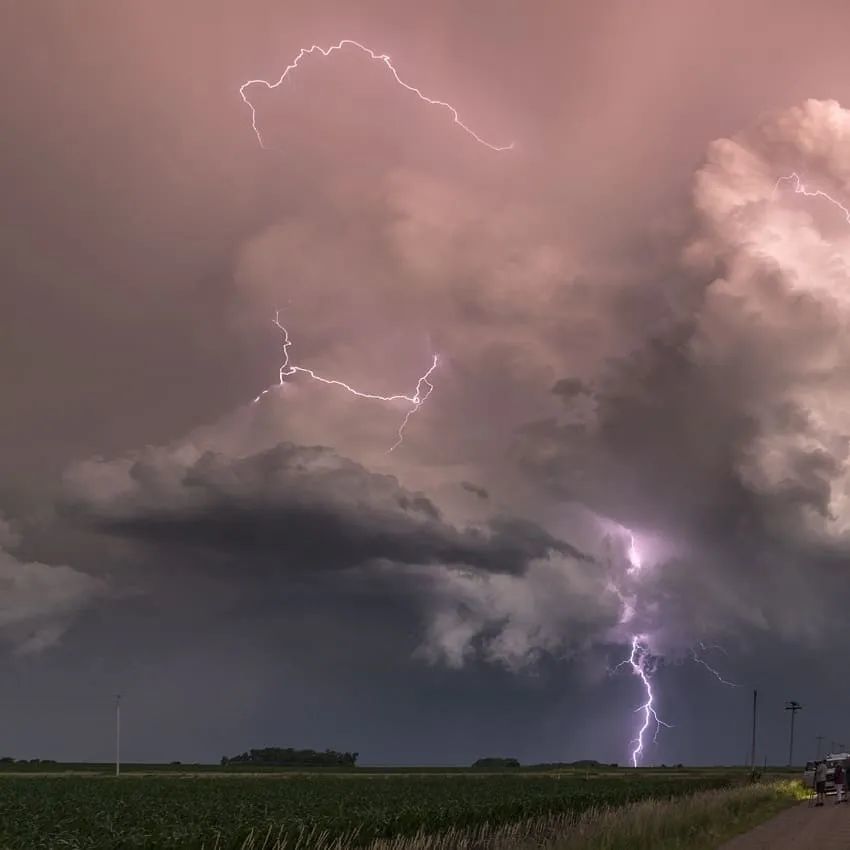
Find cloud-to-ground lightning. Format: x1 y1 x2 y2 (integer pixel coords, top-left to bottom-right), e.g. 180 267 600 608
612 636 672 768
773 173 850 224
239 39 514 152
613 532 741 762
253 312 438 452
607 533 671 766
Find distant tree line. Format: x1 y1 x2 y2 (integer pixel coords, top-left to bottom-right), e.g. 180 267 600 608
472 758 623 769
221 748 358 767
0 757 57 765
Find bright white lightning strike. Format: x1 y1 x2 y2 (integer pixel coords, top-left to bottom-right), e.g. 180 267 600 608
615 533 670 766
613 636 671 768
773 173 850 224
239 39 514 152
253 312 438 452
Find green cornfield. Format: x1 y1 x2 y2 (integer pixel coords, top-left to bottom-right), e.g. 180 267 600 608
0 772 739 849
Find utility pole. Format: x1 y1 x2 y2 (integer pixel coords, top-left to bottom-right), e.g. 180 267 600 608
785 701 802 767
750 690 758 770
816 735 824 759
115 694 121 777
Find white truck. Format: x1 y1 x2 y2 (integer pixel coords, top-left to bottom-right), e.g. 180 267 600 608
804 752 850 795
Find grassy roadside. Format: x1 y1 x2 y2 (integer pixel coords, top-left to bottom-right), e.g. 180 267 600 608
237 781 805 850
542 779 806 850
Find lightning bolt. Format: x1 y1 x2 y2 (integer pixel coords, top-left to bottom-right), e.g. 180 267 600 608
690 643 738 687
239 39 514 152
626 530 642 574
773 173 850 223
617 635 672 768
253 312 438 452
609 532 671 766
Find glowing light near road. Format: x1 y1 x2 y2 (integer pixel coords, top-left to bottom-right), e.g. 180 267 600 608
239 39 514 152
253 312 438 452
773 173 850 224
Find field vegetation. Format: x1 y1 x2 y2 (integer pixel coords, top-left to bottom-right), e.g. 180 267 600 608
0 769 800 850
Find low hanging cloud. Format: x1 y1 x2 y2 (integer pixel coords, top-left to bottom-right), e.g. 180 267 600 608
0 514 102 655
64 441 589 576
413 553 625 672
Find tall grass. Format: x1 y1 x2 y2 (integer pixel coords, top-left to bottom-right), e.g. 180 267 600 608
230 781 805 850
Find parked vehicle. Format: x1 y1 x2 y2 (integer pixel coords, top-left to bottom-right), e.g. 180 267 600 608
805 753 849 795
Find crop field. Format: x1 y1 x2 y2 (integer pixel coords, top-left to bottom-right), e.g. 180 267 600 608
0 771 742 850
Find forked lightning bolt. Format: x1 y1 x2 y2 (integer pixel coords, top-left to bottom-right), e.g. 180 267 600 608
253 312 438 452
615 535 741 763
613 531 672 766
616 636 672 768
773 173 850 223
239 39 514 152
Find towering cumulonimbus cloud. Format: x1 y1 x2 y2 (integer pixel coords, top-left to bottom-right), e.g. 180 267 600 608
49 99 850 677
688 99 850 548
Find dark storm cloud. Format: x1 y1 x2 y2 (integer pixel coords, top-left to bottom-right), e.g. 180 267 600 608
460 481 489 500
7 0 850 766
66 442 587 574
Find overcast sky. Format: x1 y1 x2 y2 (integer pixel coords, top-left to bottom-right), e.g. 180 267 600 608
4 0 850 766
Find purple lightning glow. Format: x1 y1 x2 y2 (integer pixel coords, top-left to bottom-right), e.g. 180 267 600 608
253 312 438 452
622 635 672 768
610 531 670 766
773 173 850 223
626 531 641 574
239 39 514 152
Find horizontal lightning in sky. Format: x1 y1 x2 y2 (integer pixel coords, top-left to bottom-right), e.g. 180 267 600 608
253 312 438 452
773 173 850 224
239 39 514 152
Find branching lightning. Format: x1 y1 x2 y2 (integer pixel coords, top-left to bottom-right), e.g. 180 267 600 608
253 312 438 452
773 173 850 224
609 532 671 767
614 533 740 763
239 39 514 152
613 636 672 768
691 641 740 688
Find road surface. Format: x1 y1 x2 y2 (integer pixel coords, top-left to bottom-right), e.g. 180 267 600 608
720 801 850 849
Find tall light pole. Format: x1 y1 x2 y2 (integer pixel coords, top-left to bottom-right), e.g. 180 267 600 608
785 701 802 767
115 694 121 777
750 690 758 770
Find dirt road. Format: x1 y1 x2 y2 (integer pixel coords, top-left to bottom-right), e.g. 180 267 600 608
720 801 850 849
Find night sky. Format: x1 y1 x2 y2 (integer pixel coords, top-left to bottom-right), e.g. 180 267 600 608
4 0 850 766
